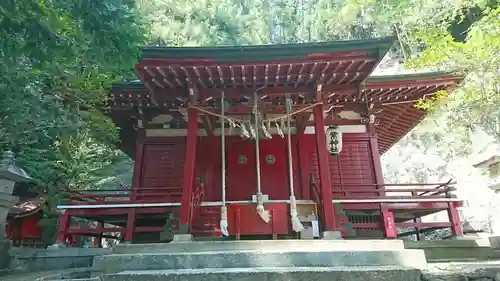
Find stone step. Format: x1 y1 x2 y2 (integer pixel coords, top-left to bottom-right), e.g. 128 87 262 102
404 239 499 262
112 239 405 254
99 266 423 281
92 249 427 274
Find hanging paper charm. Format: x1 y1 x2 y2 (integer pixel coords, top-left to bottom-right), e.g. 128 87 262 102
261 121 272 139
325 125 342 155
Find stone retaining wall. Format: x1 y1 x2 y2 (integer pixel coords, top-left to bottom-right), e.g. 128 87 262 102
9 247 111 273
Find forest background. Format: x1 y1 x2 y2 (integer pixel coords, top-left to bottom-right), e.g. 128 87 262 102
0 0 498 242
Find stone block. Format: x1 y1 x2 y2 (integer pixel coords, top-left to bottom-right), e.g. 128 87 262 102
171 234 193 243
490 236 500 249
0 240 11 271
404 239 496 262
92 249 427 274
321 231 342 240
113 239 405 254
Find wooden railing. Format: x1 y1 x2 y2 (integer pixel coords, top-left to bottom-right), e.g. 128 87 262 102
67 186 182 204
331 179 456 200
308 176 459 236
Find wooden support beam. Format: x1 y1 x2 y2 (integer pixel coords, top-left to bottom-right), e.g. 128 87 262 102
295 113 311 134
188 83 199 105
179 108 199 230
306 119 365 126
202 115 215 136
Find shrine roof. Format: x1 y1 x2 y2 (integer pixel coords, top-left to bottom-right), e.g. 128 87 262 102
7 197 43 219
140 36 394 62
134 37 395 95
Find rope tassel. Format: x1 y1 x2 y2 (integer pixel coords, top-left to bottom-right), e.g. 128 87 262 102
220 206 229 236
290 196 304 232
256 194 270 223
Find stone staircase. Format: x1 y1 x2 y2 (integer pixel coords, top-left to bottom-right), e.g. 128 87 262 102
88 239 426 281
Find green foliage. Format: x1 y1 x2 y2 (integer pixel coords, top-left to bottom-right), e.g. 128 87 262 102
0 0 147 238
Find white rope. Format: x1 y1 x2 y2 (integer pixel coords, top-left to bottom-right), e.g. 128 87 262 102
286 94 304 232
188 102 322 128
220 92 229 236
254 92 270 223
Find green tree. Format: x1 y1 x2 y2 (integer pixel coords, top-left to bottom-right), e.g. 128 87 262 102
0 0 146 243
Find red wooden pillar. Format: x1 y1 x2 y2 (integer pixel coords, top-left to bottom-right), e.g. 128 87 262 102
314 104 336 230
448 202 464 236
56 211 70 245
124 208 136 242
179 108 199 230
368 131 397 238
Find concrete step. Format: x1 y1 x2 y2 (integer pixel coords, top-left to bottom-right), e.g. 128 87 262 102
113 239 405 254
99 266 423 281
93 249 426 275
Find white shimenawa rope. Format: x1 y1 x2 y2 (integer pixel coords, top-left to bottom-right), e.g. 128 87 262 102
286 94 304 232
220 92 229 236
254 92 270 223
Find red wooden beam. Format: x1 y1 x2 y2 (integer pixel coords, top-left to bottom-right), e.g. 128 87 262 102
314 103 337 231
114 84 360 101
179 108 199 229
352 221 451 229
67 227 126 235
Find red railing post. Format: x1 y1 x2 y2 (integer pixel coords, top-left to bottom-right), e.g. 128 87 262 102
368 131 396 238
124 208 136 243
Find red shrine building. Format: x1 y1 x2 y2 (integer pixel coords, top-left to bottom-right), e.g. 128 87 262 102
56 36 464 244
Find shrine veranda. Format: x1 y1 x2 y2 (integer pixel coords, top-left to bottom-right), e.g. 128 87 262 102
55 36 464 244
